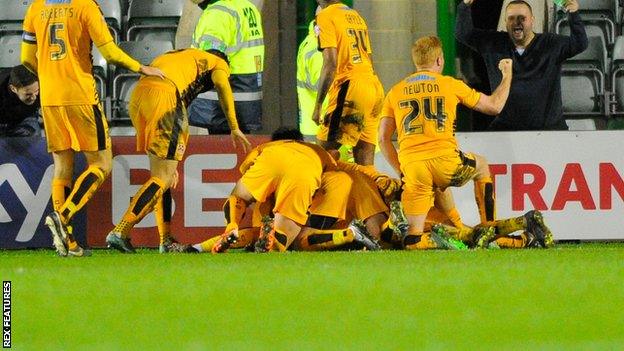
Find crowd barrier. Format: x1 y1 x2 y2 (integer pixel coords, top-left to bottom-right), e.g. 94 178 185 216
1 132 622 248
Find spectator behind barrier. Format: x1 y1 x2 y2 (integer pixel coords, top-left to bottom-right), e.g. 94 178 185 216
456 0 587 131
0 65 41 137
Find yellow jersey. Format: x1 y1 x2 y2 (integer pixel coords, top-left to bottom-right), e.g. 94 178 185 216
141 48 231 108
381 71 481 162
316 3 374 85
22 0 114 106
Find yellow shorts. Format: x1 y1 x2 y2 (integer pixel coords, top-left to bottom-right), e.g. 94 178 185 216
129 81 189 161
309 168 388 223
345 168 389 222
241 145 323 225
401 151 477 215
42 104 110 153
317 74 384 147
309 171 353 220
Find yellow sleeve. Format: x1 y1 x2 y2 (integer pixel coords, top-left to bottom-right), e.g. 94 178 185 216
212 67 240 131
84 0 115 47
21 42 38 73
21 5 37 72
380 90 395 119
453 78 481 109
316 10 337 49
97 41 142 73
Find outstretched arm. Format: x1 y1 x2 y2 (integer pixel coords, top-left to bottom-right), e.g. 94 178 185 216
311 47 337 125
455 0 488 51
212 69 252 153
558 0 588 61
473 59 513 115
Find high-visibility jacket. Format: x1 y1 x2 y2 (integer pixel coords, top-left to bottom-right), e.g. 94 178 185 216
297 21 327 136
193 0 264 75
191 0 264 132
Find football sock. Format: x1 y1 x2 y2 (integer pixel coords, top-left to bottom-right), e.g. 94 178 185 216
437 224 473 242
403 232 438 250
270 229 289 252
379 220 396 249
155 189 173 245
51 178 71 212
51 178 79 250
194 227 260 252
494 234 525 249
114 177 165 238
232 227 259 248
59 166 106 225
298 228 355 251
444 208 464 229
493 215 525 236
223 195 247 232
195 235 220 252
474 177 496 223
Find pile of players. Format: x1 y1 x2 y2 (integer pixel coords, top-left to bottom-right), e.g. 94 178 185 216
24 0 554 256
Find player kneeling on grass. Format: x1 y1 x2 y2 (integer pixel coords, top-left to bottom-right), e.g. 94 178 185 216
207 129 338 252
171 127 392 253
379 36 513 250
105 48 251 253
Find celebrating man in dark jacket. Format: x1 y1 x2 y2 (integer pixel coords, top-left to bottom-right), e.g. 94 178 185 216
456 0 587 130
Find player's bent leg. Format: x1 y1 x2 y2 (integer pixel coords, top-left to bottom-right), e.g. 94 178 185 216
156 189 175 253
495 232 541 249
107 176 166 253
259 213 302 252
433 188 463 229
225 181 256 231
472 153 496 224
363 212 387 241
403 214 431 250
353 139 375 166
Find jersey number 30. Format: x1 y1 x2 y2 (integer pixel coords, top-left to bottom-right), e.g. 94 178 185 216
49 23 67 61
400 97 447 134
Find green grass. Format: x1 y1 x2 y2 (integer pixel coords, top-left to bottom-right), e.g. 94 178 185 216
1 244 624 350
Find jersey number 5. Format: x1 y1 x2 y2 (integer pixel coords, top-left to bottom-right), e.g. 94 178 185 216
49 23 67 61
400 97 447 134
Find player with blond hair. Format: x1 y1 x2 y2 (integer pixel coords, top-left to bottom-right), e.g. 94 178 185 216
379 36 513 250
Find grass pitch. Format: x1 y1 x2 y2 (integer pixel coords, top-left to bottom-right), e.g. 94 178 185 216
1 244 623 350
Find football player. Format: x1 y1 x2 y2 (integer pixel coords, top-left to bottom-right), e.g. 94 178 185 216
21 0 165 256
312 0 384 166
379 36 512 250
105 48 251 253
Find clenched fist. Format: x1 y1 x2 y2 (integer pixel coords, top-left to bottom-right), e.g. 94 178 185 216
498 58 513 77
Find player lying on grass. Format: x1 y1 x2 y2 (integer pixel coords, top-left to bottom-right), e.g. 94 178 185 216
421 184 554 249
105 48 251 253
379 36 513 250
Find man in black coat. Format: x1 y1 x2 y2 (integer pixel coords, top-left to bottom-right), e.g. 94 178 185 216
456 0 587 130
0 65 41 137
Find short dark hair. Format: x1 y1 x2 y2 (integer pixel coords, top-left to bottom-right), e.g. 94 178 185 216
206 49 229 65
9 65 37 88
271 127 304 141
506 0 533 14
